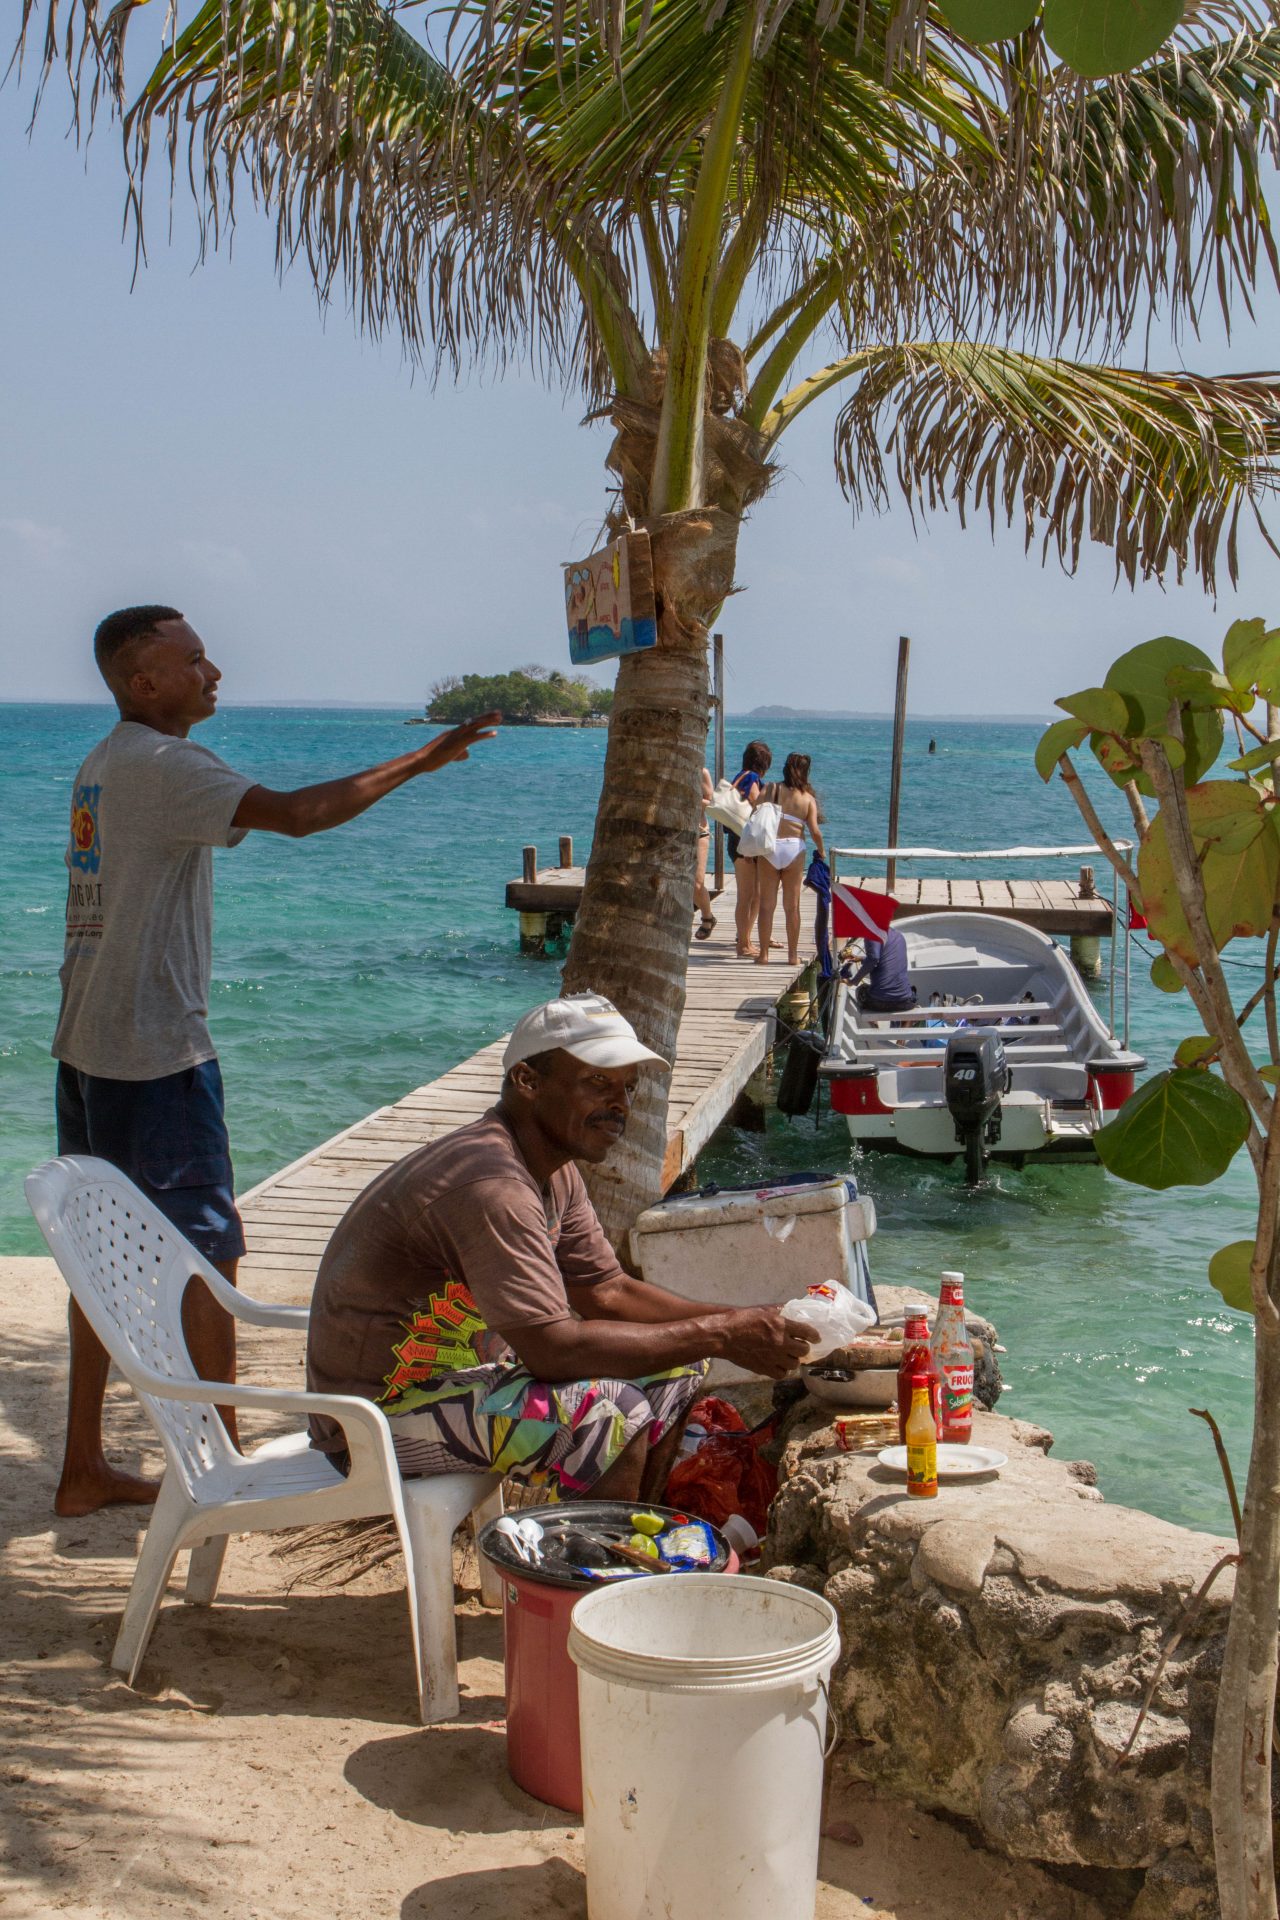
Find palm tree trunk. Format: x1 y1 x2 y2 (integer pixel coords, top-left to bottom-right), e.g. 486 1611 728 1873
562 632 710 1248
1211 1306 1280 1920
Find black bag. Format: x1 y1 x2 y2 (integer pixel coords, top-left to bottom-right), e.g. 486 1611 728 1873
776 1030 824 1118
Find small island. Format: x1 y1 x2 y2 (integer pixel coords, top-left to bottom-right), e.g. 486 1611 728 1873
412 666 612 727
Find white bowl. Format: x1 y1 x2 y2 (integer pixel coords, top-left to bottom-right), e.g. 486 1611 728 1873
804 1367 897 1409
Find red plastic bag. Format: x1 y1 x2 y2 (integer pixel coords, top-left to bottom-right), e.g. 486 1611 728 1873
667 1399 778 1536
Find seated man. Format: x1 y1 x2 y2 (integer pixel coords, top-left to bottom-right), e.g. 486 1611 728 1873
852 925 918 1015
306 992 813 1501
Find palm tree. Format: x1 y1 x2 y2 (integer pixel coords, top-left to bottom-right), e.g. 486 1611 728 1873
17 0 1280 1242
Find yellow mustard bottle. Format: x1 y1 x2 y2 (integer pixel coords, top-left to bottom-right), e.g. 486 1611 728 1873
905 1373 938 1499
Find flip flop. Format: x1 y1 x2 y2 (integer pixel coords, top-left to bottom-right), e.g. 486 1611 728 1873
695 918 717 940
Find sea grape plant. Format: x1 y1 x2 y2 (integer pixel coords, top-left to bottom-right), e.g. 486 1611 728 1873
1038 621 1280 1920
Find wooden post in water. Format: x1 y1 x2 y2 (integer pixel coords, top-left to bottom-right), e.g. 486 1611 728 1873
712 631 725 895
885 636 911 893
519 845 549 955
1071 863 1103 979
559 835 573 869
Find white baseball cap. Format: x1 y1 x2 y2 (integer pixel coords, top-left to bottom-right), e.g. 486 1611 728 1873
502 992 670 1073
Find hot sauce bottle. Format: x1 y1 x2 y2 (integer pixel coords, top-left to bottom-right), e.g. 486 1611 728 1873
897 1306 941 1446
905 1373 938 1499
930 1270 975 1444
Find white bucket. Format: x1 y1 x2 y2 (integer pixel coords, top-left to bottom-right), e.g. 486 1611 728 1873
568 1573 840 1920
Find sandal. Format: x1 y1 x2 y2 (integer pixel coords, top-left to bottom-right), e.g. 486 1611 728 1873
695 917 717 940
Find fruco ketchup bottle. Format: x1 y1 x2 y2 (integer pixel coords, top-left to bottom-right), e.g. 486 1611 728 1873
905 1373 938 1499
897 1306 941 1446
930 1271 975 1444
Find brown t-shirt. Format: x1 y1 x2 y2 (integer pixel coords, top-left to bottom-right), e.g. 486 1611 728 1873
305 1107 621 1454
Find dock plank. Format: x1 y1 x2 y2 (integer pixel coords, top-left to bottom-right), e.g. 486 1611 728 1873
238 870 806 1299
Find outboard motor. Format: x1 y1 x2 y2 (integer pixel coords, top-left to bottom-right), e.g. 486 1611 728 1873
944 1029 1012 1184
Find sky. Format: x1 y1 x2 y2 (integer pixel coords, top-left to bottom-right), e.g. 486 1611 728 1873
2 27 1279 717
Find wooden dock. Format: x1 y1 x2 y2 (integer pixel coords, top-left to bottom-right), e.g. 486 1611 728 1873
237 870 806 1301
836 871 1114 936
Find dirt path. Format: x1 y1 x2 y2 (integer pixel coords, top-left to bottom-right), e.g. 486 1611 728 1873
1 1256 1105 1920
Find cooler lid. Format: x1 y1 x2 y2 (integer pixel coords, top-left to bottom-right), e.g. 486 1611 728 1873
631 1173 858 1236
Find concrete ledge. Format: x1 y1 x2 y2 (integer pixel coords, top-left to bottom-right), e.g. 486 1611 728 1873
765 1402 1236 1919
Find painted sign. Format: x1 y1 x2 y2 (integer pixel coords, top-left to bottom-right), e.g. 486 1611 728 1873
564 530 657 666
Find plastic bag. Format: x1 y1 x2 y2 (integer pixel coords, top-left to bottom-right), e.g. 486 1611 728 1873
781 1282 876 1361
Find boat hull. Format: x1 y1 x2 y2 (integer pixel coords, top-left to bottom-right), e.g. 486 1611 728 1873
821 911 1143 1170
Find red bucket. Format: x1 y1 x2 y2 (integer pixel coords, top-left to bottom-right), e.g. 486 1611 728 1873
479 1502 736 1814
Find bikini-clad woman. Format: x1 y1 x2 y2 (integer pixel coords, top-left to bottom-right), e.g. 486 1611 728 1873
756 752 825 966
727 740 772 957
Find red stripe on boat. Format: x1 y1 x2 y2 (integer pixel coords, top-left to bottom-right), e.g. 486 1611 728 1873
1089 1068 1135 1111
829 1075 892 1117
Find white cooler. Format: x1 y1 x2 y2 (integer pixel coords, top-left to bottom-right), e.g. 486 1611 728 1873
628 1174 877 1382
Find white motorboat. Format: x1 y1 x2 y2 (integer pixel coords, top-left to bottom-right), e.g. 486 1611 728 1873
819 849 1145 1179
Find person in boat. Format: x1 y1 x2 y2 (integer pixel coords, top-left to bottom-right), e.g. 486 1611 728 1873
852 924 918 1014
51 603 499 1518
755 752 825 967
727 740 772 957
305 993 814 1503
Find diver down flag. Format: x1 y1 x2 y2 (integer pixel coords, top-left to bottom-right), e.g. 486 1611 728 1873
832 882 897 943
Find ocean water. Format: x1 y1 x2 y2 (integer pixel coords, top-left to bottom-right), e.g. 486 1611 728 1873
0 702 1259 1537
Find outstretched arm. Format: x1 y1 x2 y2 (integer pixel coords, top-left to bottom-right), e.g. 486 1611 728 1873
231 712 500 838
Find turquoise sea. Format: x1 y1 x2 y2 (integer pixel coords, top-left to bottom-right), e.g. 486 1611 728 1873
0 702 1259 1538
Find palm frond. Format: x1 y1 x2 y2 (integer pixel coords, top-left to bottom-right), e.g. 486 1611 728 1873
831 341 1280 591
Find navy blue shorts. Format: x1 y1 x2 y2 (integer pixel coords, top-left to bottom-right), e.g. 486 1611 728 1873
55 1059 246 1265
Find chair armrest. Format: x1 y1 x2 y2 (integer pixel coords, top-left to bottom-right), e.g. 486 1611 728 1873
189 1263 310 1332
139 1376 401 1484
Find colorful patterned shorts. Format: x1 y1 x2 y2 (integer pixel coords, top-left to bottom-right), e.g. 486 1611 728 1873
385 1360 709 1500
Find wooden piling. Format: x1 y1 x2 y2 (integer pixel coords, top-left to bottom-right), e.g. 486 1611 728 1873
886 636 911 893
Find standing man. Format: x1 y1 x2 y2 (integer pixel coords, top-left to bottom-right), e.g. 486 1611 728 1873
53 604 498 1516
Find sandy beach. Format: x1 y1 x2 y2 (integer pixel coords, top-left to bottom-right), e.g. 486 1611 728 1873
1 1254 1108 1920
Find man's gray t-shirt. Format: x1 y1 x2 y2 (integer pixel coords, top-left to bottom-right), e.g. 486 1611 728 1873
52 722 254 1082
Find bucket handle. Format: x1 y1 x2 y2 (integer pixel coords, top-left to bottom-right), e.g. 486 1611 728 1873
819 1679 842 1760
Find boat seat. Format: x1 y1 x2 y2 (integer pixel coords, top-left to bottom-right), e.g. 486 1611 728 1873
1008 1063 1088 1100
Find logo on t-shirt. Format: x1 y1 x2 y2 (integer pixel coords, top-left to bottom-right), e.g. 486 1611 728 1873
70 784 101 876
380 1279 506 1403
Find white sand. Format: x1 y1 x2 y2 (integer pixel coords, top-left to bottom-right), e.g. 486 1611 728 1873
1 1255 1104 1920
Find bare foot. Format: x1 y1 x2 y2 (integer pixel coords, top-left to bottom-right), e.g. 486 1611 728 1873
737 945 758 959
755 954 772 966
55 1465 160 1518
788 952 801 966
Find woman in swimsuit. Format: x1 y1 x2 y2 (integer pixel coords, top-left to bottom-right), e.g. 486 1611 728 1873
755 752 825 966
726 740 772 957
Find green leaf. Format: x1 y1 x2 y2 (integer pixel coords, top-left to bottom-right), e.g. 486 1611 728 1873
1091 731 1144 788
1174 1034 1219 1066
1165 666 1252 713
938 0 1039 36
1261 1064 1280 1087
1227 742 1280 774
1095 1068 1250 1189
1221 618 1270 691
1151 954 1183 992
1035 717 1089 782
1138 784 1280 961
1044 0 1185 78
1104 637 1222 782
1208 1240 1256 1314
1058 686 1137 733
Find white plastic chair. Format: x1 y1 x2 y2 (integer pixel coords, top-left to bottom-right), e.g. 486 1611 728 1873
26 1156 503 1724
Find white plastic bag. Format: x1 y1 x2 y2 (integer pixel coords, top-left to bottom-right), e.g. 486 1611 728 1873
737 799 781 862
782 1282 876 1361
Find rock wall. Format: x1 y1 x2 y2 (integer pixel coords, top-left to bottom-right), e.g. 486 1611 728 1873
764 1399 1238 1919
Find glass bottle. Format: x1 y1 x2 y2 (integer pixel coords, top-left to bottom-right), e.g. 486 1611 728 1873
930 1270 975 1444
905 1374 938 1499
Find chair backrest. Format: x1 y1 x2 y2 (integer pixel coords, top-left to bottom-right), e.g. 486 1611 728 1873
26 1156 238 1490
